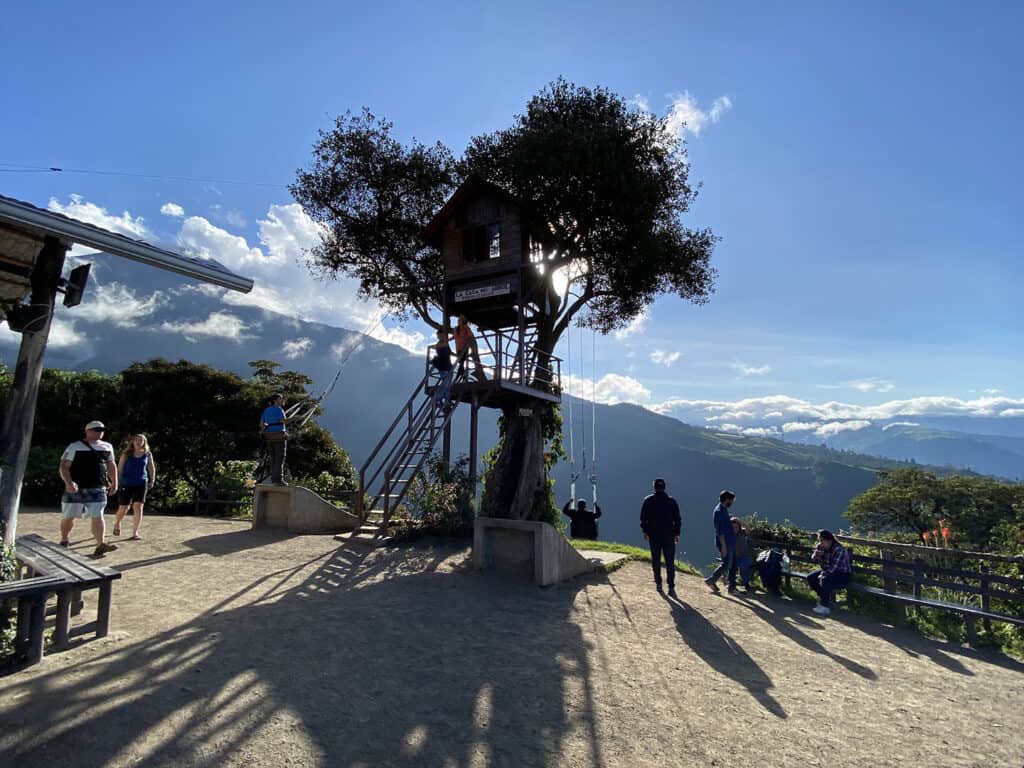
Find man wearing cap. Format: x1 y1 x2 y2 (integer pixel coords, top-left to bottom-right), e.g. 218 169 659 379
640 478 682 597
58 420 118 557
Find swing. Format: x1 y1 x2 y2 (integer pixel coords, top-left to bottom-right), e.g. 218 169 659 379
565 322 599 507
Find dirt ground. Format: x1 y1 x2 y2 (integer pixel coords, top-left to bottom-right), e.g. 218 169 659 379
1 510 1022 768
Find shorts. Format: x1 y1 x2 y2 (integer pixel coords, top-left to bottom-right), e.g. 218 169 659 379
61 488 108 519
117 485 148 505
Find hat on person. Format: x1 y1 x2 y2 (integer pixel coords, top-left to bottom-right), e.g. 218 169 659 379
85 420 105 430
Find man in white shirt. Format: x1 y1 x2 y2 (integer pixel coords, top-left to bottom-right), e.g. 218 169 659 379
58 420 118 557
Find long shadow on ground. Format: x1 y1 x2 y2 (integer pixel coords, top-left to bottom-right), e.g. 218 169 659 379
0 540 607 767
662 595 788 719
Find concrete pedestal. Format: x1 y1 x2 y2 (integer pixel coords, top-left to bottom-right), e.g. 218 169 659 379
473 517 600 586
252 485 359 534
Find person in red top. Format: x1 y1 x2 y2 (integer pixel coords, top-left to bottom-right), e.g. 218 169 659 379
453 314 487 382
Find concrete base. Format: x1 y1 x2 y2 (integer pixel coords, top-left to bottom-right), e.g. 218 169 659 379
473 517 600 586
252 485 359 534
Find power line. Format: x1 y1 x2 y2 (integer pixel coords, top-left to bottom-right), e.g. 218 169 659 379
0 162 287 189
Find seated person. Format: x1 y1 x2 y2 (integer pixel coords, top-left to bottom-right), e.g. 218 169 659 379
731 517 752 589
807 529 852 616
562 498 602 540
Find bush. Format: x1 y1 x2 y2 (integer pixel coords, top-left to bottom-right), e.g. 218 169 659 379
0 544 18 665
396 454 475 539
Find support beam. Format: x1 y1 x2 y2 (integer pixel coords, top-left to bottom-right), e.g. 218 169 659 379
469 393 479 488
0 237 67 545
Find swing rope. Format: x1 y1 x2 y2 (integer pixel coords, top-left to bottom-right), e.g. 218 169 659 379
590 327 598 505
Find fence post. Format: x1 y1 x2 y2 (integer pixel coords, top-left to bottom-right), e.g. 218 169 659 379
784 546 792 591
881 548 906 626
980 564 992 637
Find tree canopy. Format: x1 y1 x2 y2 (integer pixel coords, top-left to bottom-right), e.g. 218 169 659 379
291 78 717 340
845 466 1024 549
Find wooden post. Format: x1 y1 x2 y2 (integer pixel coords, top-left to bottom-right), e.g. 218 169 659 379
980 564 992 637
442 418 452 467
881 548 906 626
96 581 113 638
55 590 72 648
469 393 479 489
0 237 68 545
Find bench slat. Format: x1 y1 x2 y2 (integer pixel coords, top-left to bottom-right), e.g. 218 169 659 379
0 574 68 598
847 583 1024 626
16 534 121 584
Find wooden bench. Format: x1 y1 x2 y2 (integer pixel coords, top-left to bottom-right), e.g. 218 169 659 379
0 574 67 666
751 537 1024 645
14 533 122 650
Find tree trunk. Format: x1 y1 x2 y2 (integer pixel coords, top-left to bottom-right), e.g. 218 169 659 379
480 400 548 520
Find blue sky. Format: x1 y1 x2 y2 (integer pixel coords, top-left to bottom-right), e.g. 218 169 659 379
2 1 1022 438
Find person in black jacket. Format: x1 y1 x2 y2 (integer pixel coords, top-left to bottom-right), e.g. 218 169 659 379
562 498 602 540
640 478 682 597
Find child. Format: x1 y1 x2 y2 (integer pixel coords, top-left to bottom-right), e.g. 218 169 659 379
731 517 752 590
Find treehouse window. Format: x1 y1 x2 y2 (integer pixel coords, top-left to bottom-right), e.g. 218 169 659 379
462 223 502 263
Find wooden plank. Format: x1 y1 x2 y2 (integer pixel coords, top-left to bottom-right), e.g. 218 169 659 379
17 534 121 582
0 574 65 598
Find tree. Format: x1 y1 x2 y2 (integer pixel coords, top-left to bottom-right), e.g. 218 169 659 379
846 467 1024 547
292 79 717 520
846 467 947 535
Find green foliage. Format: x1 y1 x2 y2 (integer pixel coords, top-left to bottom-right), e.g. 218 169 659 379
0 544 16 663
296 471 357 501
2 358 356 516
743 514 815 547
846 467 1024 548
463 78 717 335
402 454 475 536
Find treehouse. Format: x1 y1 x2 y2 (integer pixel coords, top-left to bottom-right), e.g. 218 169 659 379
421 174 558 334
352 177 564 535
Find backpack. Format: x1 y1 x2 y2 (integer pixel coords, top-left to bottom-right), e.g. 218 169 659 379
756 548 783 591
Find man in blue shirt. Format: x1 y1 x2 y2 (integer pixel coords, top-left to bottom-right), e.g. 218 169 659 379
705 490 737 593
260 394 290 485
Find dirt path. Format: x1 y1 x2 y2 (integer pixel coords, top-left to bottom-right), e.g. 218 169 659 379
2 511 1021 768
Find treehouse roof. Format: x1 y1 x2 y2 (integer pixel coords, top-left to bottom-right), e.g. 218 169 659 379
421 175 532 249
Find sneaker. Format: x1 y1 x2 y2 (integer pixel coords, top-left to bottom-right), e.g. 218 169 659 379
727 586 738 594
704 577 720 593
812 603 831 616
112 525 121 536
93 542 118 557
668 589 678 599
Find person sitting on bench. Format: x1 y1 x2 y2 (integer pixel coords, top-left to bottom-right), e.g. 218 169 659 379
807 529 852 616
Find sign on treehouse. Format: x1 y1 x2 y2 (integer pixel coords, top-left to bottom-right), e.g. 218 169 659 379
454 279 513 303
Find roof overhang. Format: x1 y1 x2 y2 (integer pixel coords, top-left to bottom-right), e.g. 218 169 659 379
0 194 253 293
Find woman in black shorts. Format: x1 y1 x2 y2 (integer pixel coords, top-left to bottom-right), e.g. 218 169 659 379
113 434 156 539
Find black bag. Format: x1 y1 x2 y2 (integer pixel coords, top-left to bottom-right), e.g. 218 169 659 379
756 549 783 591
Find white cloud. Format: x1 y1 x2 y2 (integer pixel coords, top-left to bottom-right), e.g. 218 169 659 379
813 420 872 438
47 195 151 256
984 388 1002 395
847 378 895 393
614 309 648 341
178 215 267 267
161 311 256 343
664 92 733 138
563 373 651 405
650 349 681 367
882 421 919 431
173 204 424 353
47 317 86 348
79 282 168 327
733 362 771 377
160 202 185 218
653 394 1024 439
718 424 780 438
281 337 313 359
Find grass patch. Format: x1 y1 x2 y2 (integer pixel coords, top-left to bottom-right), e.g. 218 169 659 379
570 539 702 576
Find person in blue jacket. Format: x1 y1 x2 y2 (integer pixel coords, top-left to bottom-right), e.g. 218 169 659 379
260 394 291 485
705 490 738 593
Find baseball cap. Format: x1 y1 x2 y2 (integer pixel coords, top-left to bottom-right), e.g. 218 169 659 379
85 420 106 430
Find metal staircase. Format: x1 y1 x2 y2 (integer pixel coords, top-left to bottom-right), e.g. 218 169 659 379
349 363 469 542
